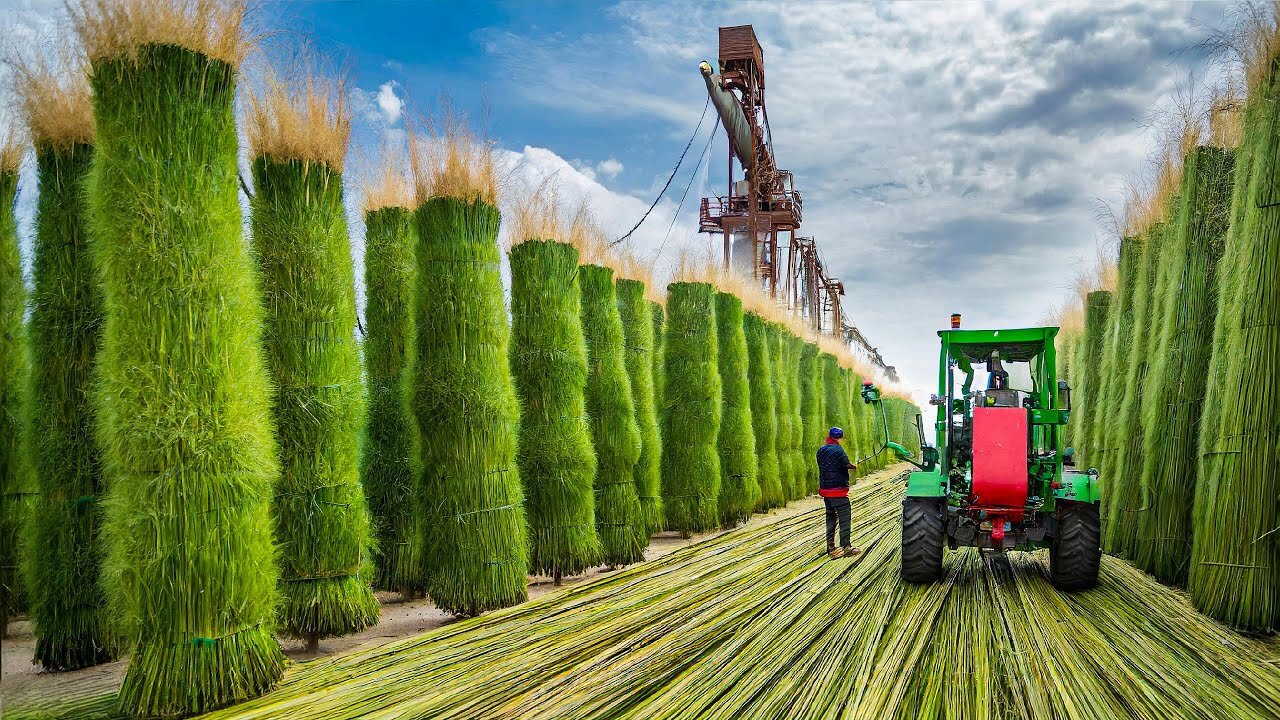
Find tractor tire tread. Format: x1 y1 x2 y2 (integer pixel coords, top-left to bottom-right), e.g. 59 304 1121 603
1052 502 1100 591
901 497 944 584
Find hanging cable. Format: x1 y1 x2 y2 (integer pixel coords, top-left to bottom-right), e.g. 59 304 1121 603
652 124 717 262
611 96 712 247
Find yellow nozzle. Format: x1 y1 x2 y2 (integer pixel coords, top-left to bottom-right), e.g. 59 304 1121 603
698 61 713 76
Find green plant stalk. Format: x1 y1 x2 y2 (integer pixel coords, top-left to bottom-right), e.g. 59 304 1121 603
768 322 788 502
509 241 601 579
799 342 824 496
1133 146 1233 585
660 282 721 533
821 353 847 451
0 166 32 637
744 313 782 510
1087 233 1143 532
413 195 529 615
252 156 379 641
784 335 807 497
1104 215 1171 558
88 44 284 717
651 301 665 430
579 264 645 565
714 292 759 525
1189 65 1280 631
1073 291 1112 461
617 279 663 537
22 142 118 671
361 207 424 596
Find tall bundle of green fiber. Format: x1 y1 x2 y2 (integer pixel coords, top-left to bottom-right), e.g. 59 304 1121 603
1189 64 1280 631
1104 215 1172 558
778 333 798 497
744 313 782 510
75 3 285 712
849 370 873 474
762 324 793 499
799 342 824 495
1073 291 1112 462
660 282 721 533
248 80 378 642
1087 234 1143 531
1134 145 1233 584
412 139 529 615
17 63 118 670
579 263 645 565
0 137 30 638
652 301 665 426
822 354 847 446
713 292 759 526
361 186 424 596
617 278 663 537
509 239 600 580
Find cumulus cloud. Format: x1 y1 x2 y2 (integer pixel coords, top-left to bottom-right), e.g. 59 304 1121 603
375 82 404 125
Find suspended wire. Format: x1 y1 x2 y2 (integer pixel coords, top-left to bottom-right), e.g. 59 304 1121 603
652 124 717 263
611 96 712 247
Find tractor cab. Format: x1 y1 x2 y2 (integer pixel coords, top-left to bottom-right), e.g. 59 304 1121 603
900 319 1101 591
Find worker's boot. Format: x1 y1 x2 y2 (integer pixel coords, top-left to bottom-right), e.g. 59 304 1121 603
827 546 845 559
842 546 861 557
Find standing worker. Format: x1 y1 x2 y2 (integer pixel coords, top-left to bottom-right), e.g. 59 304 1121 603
817 427 860 559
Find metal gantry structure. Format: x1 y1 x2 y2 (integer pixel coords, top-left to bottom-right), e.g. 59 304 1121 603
698 25 898 382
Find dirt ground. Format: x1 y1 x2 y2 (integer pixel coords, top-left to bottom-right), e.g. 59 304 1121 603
1 489 842 712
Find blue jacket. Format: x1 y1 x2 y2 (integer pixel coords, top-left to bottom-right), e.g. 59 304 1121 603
816 440 852 496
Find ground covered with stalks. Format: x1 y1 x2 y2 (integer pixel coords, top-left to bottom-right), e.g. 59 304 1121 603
8 464 1279 719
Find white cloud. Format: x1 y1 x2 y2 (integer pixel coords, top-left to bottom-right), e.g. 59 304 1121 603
596 157 624 179
375 82 404 126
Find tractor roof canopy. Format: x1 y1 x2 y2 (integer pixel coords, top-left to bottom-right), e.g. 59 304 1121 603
938 327 1059 368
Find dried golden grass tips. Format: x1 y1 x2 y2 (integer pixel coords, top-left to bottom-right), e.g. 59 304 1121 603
9 40 94 149
410 113 499 206
69 0 249 67
247 70 350 170
0 126 24 174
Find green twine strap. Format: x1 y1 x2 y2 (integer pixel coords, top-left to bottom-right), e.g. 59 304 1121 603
184 621 264 648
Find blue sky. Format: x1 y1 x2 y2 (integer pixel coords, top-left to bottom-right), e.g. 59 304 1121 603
2 0 1242 404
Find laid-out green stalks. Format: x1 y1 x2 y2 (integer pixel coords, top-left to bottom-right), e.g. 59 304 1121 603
413 186 529 615
361 201 425 595
79 18 285 715
617 279 664 537
1134 145 1234 585
176 465 1280 720
250 88 378 645
1072 291 1111 462
799 342 824 495
0 136 30 637
509 239 602 581
20 78 118 669
744 312 783 510
714 291 759 525
579 264 646 565
660 282 722 533
1104 209 1174 558
1190 58 1280 632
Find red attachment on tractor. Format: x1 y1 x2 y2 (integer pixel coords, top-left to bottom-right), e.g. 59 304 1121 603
970 407 1028 522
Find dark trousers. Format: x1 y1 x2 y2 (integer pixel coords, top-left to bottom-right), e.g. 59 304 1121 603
824 496 851 549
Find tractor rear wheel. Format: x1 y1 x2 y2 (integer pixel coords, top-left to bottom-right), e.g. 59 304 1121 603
901 497 944 584
1051 501 1100 591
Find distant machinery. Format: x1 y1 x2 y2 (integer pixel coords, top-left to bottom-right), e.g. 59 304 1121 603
698 25 898 382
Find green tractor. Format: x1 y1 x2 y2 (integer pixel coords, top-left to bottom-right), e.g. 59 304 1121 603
895 320 1101 591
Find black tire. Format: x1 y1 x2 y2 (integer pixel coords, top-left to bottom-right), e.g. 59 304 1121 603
1051 501 1101 591
901 497 944 584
